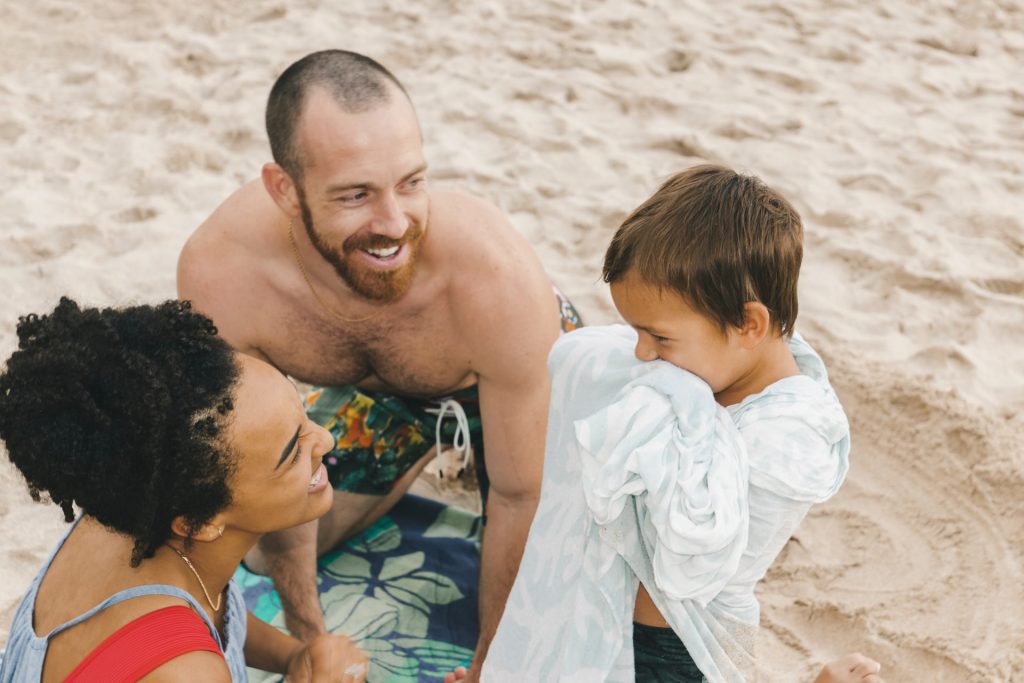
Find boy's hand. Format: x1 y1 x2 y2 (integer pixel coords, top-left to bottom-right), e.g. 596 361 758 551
443 665 470 683
813 653 883 683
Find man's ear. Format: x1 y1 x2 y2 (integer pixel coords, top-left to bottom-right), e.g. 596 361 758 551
737 301 772 349
170 516 226 543
262 162 302 217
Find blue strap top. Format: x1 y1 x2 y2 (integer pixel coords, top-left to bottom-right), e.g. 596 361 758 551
0 518 249 682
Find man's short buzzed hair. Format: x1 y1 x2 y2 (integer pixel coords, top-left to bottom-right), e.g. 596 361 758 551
603 164 803 336
266 50 407 182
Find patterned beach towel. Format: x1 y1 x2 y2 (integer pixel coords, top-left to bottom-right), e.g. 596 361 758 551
237 494 482 682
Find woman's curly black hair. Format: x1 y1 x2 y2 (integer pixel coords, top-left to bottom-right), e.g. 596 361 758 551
0 297 240 566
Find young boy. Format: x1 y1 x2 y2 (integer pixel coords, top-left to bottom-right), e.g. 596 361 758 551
604 165 850 680
483 165 850 682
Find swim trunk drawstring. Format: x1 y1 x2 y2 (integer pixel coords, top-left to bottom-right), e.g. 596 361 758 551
427 399 473 473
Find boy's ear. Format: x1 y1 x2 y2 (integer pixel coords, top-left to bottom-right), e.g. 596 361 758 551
261 162 302 218
737 302 772 348
169 516 226 543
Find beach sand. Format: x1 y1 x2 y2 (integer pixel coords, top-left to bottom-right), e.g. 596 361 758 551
2 1 1022 680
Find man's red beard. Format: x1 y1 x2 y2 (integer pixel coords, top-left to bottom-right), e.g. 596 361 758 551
299 199 426 303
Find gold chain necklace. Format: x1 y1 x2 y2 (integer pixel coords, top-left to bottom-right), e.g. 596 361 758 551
166 544 222 612
287 222 384 324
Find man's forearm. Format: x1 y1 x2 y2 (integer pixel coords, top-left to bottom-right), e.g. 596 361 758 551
260 519 326 641
473 494 539 669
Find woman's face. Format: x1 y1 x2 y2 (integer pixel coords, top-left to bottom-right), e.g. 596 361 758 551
218 354 335 535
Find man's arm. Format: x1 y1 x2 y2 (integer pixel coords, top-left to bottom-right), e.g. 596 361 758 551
177 217 326 641
473 370 550 671
449 197 563 678
252 521 328 641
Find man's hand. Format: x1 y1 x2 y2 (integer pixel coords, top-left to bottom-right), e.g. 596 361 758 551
813 653 884 683
285 633 369 682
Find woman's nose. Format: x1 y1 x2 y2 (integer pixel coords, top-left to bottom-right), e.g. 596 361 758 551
313 422 336 453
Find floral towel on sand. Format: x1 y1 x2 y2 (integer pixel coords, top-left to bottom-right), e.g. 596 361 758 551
237 494 482 682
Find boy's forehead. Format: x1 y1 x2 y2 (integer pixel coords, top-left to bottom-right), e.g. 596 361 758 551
615 274 684 305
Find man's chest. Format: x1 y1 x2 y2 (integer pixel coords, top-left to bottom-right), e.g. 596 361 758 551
260 308 476 397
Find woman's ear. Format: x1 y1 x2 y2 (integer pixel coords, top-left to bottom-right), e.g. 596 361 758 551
261 162 302 217
738 302 772 348
170 516 226 543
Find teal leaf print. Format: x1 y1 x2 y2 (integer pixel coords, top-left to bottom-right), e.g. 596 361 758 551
322 588 399 639
360 637 419 680
348 515 403 554
423 506 482 545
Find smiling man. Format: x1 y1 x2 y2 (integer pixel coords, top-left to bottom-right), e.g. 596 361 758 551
176 50 580 679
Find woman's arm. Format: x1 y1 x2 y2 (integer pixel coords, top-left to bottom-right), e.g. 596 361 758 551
244 611 304 672
141 651 232 682
244 611 369 681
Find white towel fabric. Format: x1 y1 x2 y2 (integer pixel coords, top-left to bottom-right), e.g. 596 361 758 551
483 325 849 682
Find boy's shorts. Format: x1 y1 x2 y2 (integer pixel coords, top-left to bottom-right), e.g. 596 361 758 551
305 286 583 501
632 622 703 682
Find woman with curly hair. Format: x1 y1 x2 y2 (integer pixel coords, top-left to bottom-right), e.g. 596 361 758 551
0 298 367 682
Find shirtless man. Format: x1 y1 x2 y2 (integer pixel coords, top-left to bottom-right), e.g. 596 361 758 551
177 50 581 678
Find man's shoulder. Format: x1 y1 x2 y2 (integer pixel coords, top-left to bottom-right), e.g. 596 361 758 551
177 180 281 351
429 187 509 245
182 179 275 255
180 180 283 278
428 187 536 278
427 189 561 365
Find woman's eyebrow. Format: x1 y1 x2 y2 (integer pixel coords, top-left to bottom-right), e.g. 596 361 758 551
275 425 302 469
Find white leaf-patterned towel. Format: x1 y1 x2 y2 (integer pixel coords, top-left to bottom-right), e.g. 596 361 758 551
484 325 849 683
574 360 749 606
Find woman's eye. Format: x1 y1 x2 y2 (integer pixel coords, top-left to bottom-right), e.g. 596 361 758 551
652 335 669 343
290 433 308 465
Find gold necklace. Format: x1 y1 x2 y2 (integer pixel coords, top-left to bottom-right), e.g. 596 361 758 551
166 544 222 612
287 222 384 324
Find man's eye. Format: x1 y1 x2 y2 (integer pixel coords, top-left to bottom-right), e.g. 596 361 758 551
342 192 368 203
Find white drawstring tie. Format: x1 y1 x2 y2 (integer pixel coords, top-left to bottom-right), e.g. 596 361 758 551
426 398 473 475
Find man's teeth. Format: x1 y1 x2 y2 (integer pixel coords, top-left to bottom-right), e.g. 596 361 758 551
366 245 400 258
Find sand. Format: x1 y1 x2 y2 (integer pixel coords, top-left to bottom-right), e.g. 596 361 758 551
2 1 1022 680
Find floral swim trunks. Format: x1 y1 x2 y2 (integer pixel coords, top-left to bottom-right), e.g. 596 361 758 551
305 286 583 500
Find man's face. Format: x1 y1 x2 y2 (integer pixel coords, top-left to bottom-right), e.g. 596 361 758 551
293 87 430 302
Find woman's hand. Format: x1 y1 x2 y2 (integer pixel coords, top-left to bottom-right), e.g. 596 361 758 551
813 653 884 683
285 634 369 682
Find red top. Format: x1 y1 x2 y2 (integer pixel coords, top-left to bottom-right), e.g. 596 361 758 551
64 605 223 682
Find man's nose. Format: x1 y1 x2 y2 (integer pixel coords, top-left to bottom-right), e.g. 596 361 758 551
374 193 410 239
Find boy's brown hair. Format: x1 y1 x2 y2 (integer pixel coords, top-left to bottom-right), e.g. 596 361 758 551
603 164 803 336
